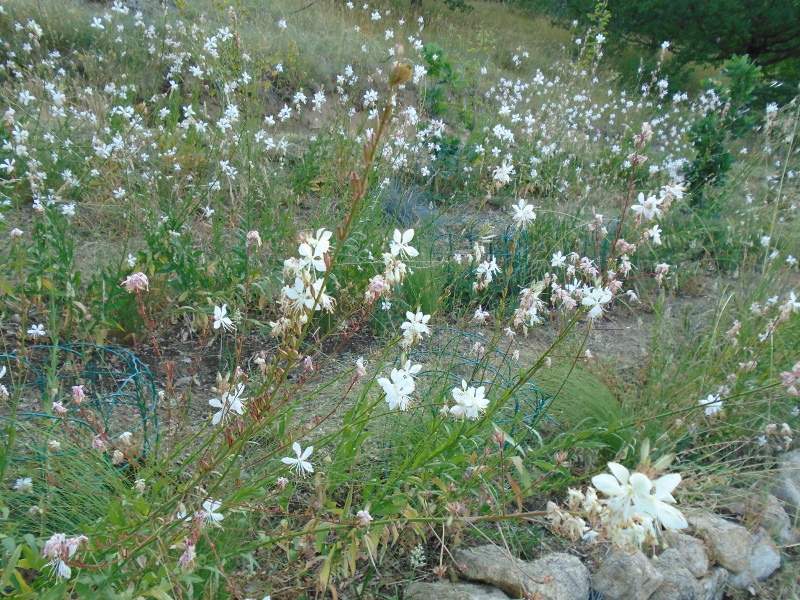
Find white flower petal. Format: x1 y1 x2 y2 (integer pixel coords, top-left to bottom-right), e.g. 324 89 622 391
654 502 688 530
607 462 630 484
653 473 681 499
591 473 624 496
629 472 653 495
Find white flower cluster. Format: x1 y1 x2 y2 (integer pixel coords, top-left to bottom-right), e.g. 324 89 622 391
448 380 489 419
503 180 686 334
365 228 418 303
377 360 421 411
271 229 336 338
548 461 686 551
208 383 247 426
400 310 431 349
755 291 800 343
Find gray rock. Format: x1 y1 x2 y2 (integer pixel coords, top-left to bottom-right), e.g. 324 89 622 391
661 531 709 578
452 545 528 597
698 567 728 600
524 553 591 600
406 581 511 600
726 527 782 590
772 449 800 519
452 546 589 600
688 511 781 590
649 563 701 600
593 550 663 600
687 512 751 573
723 491 796 544
759 494 796 544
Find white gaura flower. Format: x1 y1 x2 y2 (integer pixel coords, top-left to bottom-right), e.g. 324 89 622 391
389 228 419 258
14 477 33 492
27 323 46 338
551 251 566 268
42 533 87 580
213 304 235 331
630 192 663 221
493 161 515 187
298 242 327 272
284 278 324 312
699 394 723 416
377 367 415 410
472 306 490 324
282 442 314 475
648 224 662 245
511 199 536 229
397 360 422 378
581 286 612 319
449 380 489 419
298 229 332 272
208 383 246 425
401 310 431 338
592 462 687 531
202 498 224 525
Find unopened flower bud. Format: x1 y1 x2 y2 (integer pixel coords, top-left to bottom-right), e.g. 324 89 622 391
72 385 85 404
390 63 413 86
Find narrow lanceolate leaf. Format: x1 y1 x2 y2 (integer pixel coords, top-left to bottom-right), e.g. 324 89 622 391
506 474 524 512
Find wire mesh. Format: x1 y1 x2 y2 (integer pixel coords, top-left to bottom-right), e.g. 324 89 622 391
0 343 158 466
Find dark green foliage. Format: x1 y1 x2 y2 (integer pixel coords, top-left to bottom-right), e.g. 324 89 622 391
528 0 799 98
442 0 474 11
531 0 800 67
409 0 474 12
421 43 466 118
685 114 733 204
684 56 763 206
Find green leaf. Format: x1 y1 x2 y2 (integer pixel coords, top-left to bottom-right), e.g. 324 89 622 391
1 543 23 588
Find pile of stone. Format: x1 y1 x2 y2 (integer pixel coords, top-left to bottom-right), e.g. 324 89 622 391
406 476 800 600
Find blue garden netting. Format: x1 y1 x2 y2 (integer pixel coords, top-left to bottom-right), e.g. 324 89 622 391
0 343 158 464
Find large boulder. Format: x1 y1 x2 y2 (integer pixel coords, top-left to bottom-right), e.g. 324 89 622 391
649 563 701 600
687 512 752 573
523 553 591 600
724 491 797 544
726 528 782 590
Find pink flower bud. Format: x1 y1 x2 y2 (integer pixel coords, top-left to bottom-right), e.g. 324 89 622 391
72 385 85 404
